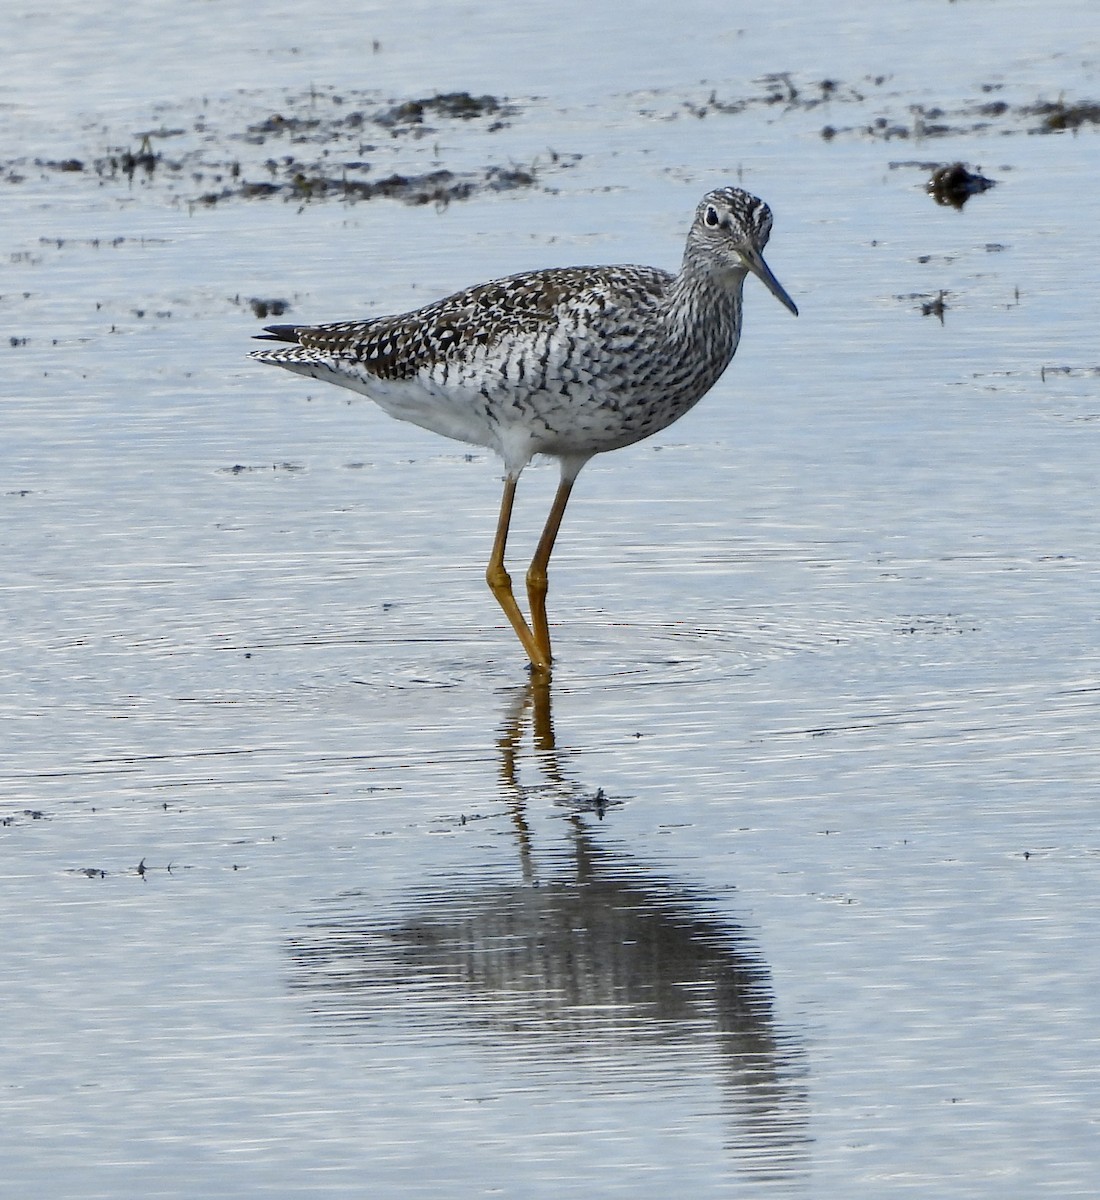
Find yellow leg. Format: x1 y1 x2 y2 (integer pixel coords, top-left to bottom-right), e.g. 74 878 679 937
526 475 576 668
486 473 550 672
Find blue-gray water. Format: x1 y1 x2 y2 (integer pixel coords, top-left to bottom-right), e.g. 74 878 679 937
3 1 1099 1196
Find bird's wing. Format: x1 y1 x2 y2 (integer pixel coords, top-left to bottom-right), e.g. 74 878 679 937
260 266 672 381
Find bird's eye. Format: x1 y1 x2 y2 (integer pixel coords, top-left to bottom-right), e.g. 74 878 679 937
704 205 722 228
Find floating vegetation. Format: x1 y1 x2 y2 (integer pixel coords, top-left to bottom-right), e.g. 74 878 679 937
198 164 537 208
818 90 1100 141
1024 99 1100 131
684 73 876 120
9 88 554 210
666 74 1100 144
374 92 512 130
94 135 163 181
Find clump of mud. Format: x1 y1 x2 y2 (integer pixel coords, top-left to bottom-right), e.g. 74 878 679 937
245 298 291 319
926 163 996 208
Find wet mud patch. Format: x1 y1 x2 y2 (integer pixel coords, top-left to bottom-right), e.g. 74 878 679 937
13 73 1098 216
653 71 1100 145
8 87 563 209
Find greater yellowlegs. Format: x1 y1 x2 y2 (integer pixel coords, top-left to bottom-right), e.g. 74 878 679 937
250 186 797 672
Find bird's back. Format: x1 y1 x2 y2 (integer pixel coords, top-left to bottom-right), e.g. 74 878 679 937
250 260 741 468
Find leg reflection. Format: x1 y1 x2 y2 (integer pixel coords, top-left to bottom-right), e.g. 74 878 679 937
496 674 609 839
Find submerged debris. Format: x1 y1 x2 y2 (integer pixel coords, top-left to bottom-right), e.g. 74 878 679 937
1040 365 1100 382
897 290 949 322
921 290 948 322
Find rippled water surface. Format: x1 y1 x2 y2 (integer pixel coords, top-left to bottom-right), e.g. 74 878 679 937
3 1 1099 1196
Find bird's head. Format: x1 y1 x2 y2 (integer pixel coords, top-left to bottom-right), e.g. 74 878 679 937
688 187 798 315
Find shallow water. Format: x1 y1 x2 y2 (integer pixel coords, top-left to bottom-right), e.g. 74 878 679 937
3 1 1100 1196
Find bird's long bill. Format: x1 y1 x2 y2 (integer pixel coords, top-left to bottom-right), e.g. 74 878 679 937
743 248 799 316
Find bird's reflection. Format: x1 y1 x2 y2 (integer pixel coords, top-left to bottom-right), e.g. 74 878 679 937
289 676 810 1187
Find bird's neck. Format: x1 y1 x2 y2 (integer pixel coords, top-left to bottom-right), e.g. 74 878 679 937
663 253 745 352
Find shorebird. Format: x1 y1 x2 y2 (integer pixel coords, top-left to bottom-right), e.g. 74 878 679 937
250 186 797 672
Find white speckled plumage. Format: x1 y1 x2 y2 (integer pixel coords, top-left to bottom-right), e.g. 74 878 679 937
250 186 797 671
